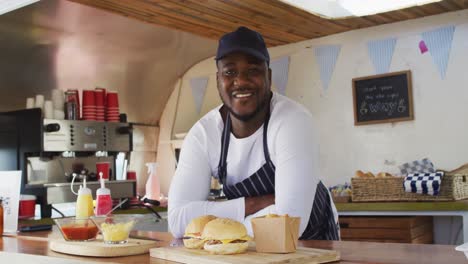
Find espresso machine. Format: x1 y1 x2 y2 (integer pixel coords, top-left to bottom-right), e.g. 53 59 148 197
0 108 135 217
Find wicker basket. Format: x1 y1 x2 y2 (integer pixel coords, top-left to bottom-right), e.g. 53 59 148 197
351 174 468 202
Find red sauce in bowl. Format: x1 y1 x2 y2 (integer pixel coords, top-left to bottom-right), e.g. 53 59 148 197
60 225 99 240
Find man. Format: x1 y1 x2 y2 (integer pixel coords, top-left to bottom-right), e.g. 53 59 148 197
168 26 339 240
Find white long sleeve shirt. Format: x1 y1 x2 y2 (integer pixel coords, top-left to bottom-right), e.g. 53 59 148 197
168 92 337 238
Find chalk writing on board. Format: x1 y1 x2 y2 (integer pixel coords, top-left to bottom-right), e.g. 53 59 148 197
353 71 413 125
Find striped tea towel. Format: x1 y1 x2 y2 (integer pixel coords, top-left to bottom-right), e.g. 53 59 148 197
403 172 444 196
399 158 435 175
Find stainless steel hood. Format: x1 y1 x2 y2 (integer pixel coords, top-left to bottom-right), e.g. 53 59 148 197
0 0 217 125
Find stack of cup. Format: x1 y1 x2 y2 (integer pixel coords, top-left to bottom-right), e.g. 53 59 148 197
82 90 96 121
64 90 80 120
35 94 45 113
26 98 35 109
44 100 54 119
106 91 120 122
94 88 106 122
51 89 65 119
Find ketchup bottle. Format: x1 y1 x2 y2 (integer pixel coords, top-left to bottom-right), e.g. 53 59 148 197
95 178 112 216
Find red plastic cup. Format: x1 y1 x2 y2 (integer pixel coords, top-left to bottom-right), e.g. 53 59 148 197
94 90 105 107
82 90 96 107
96 162 110 180
127 171 136 180
19 195 36 219
95 87 107 105
106 92 119 107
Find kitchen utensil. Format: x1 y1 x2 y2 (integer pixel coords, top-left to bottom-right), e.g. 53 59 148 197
107 197 128 216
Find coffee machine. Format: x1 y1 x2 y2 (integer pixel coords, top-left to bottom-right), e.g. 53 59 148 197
0 108 135 217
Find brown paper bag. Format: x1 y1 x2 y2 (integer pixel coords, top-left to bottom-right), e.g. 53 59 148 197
251 215 300 253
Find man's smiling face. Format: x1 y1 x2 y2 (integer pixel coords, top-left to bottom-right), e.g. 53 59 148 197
216 52 271 122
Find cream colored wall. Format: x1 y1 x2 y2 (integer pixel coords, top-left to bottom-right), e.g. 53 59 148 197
155 79 182 196
164 10 468 187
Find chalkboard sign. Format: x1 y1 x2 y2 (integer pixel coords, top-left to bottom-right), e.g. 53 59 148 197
352 70 413 125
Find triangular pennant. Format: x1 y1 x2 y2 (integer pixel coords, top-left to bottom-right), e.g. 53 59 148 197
270 56 290 95
314 45 341 91
421 25 455 79
190 76 209 114
367 38 396 74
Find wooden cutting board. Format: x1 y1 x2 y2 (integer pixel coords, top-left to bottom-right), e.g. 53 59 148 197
150 246 340 264
50 237 158 257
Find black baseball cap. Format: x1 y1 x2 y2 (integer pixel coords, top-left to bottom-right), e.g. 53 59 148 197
215 26 270 64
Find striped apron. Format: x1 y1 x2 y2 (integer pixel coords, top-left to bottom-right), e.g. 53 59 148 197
217 112 340 240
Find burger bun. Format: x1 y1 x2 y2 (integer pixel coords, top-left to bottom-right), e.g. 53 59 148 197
201 218 251 255
204 241 249 255
183 215 217 249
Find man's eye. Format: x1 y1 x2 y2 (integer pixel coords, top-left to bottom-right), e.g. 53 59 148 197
223 70 236 76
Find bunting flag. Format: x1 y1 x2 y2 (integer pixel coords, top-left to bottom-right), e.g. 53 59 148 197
270 56 290 95
367 38 397 74
314 45 341 91
421 25 455 79
419 40 428 54
189 76 209 114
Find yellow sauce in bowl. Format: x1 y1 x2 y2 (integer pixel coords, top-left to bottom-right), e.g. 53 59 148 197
100 220 135 243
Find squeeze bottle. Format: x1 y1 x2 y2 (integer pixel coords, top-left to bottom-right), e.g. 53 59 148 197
145 162 160 201
75 178 94 219
95 178 112 216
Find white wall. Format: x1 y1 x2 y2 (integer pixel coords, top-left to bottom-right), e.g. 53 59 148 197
165 10 468 187
156 79 182 196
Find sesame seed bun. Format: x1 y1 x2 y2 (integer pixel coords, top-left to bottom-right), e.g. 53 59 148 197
183 215 217 249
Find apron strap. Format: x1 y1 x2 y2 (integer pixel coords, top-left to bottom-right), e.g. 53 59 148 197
217 108 273 186
217 110 231 186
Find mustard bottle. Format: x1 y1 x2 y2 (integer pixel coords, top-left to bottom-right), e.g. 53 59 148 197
75 178 94 219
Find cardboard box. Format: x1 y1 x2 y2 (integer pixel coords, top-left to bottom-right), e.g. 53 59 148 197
251 215 300 253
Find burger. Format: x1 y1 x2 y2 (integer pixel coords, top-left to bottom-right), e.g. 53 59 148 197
183 215 217 249
201 218 251 255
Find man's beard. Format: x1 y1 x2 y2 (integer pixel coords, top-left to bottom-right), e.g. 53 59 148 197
224 92 270 122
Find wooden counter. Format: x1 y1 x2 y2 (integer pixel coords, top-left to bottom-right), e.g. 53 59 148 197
336 201 468 243
335 201 468 211
1 227 466 263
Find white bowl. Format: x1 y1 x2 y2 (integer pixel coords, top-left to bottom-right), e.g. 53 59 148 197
455 243 468 259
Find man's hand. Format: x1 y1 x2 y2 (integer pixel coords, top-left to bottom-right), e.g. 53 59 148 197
245 194 275 216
